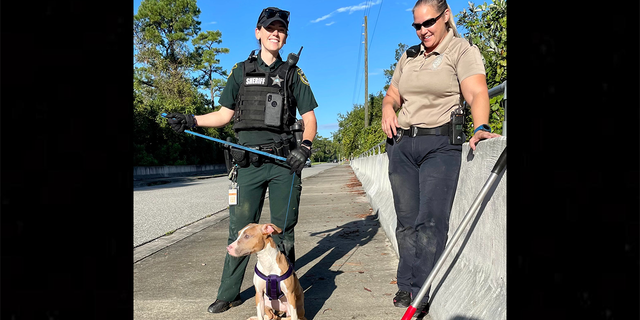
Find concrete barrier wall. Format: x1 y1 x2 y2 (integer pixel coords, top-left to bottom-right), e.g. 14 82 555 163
350 137 506 320
133 164 226 179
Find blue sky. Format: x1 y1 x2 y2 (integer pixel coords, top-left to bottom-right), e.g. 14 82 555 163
134 0 476 139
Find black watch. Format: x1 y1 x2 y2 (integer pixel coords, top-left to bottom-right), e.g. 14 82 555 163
301 140 312 148
473 124 492 134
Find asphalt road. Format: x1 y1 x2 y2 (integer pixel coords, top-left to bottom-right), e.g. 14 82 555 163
133 163 339 247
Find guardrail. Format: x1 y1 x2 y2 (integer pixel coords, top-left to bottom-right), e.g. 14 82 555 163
353 81 506 160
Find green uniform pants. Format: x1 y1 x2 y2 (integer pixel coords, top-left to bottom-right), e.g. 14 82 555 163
216 161 302 301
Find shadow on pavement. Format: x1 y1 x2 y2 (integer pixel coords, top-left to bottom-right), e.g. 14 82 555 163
236 215 380 319
298 214 379 319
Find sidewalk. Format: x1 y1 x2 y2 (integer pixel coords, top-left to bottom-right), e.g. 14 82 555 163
133 164 430 320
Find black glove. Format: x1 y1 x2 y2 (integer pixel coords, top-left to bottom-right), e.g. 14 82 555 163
286 146 311 176
165 112 196 133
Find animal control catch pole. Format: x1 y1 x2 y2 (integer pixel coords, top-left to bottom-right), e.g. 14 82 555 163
401 147 507 320
161 113 287 161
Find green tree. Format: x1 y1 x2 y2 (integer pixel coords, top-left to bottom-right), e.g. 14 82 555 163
192 30 230 108
383 43 408 91
191 30 236 146
133 0 231 166
333 95 386 159
456 0 506 136
309 135 334 163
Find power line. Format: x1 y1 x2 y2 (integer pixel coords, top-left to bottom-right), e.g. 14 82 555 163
368 0 384 51
352 0 383 107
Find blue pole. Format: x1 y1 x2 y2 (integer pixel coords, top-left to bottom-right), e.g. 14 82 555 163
161 113 287 161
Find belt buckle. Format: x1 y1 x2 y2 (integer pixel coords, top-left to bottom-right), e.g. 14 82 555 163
410 125 418 137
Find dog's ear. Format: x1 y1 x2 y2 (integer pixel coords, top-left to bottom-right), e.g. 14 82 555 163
262 223 282 235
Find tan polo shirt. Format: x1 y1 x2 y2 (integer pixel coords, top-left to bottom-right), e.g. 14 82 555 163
390 29 485 129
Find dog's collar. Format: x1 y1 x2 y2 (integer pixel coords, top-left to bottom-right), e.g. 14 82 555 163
254 260 294 300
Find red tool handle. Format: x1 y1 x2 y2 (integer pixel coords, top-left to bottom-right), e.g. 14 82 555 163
401 306 417 320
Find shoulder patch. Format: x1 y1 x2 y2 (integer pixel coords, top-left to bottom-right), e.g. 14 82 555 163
297 68 309 86
228 63 238 79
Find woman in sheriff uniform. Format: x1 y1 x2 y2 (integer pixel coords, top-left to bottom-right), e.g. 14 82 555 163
381 0 500 316
166 7 318 314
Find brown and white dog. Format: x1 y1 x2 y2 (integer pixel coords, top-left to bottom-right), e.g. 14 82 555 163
227 223 306 320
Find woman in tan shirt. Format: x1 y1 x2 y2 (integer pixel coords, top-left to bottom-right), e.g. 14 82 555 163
381 0 500 315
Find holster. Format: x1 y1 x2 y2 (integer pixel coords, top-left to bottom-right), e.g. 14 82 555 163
229 147 250 168
223 138 233 174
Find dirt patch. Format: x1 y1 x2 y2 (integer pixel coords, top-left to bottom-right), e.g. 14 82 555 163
346 176 362 188
345 176 366 195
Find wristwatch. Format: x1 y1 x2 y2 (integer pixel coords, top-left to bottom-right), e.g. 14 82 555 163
301 140 313 149
473 124 492 134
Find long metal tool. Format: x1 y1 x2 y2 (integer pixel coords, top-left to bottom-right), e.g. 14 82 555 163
401 147 507 320
161 113 287 161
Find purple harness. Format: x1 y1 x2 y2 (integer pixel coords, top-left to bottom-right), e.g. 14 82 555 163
254 261 294 300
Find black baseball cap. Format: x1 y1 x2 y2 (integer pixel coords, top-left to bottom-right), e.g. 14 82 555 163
257 7 290 30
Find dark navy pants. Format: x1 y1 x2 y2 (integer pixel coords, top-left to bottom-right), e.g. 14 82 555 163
387 134 461 304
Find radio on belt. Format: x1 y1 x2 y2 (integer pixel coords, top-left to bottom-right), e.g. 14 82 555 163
449 104 466 145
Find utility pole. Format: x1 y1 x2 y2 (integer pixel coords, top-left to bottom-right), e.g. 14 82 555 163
364 16 369 128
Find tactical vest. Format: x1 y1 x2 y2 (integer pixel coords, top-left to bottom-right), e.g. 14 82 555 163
233 52 297 133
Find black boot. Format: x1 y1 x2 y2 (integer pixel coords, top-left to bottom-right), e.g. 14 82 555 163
393 290 412 308
207 295 242 313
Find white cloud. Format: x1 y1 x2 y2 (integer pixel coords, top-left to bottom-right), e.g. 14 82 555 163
319 123 339 130
337 0 382 14
311 13 334 23
368 68 385 76
311 0 382 23
209 21 217 24
326 21 336 26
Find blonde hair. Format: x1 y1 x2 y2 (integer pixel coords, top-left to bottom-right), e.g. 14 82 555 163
412 0 461 38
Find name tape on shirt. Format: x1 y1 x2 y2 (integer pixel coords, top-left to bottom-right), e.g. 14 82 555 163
245 76 267 86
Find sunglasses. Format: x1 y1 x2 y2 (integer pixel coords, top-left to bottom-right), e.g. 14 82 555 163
261 8 290 23
411 9 446 30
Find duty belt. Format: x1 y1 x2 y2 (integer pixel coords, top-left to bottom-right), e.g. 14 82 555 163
398 123 450 137
248 142 290 158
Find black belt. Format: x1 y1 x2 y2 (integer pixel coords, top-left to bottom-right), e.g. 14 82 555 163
397 123 450 137
248 142 290 158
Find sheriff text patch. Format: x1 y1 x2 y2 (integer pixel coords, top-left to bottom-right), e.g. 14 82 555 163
245 76 266 86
